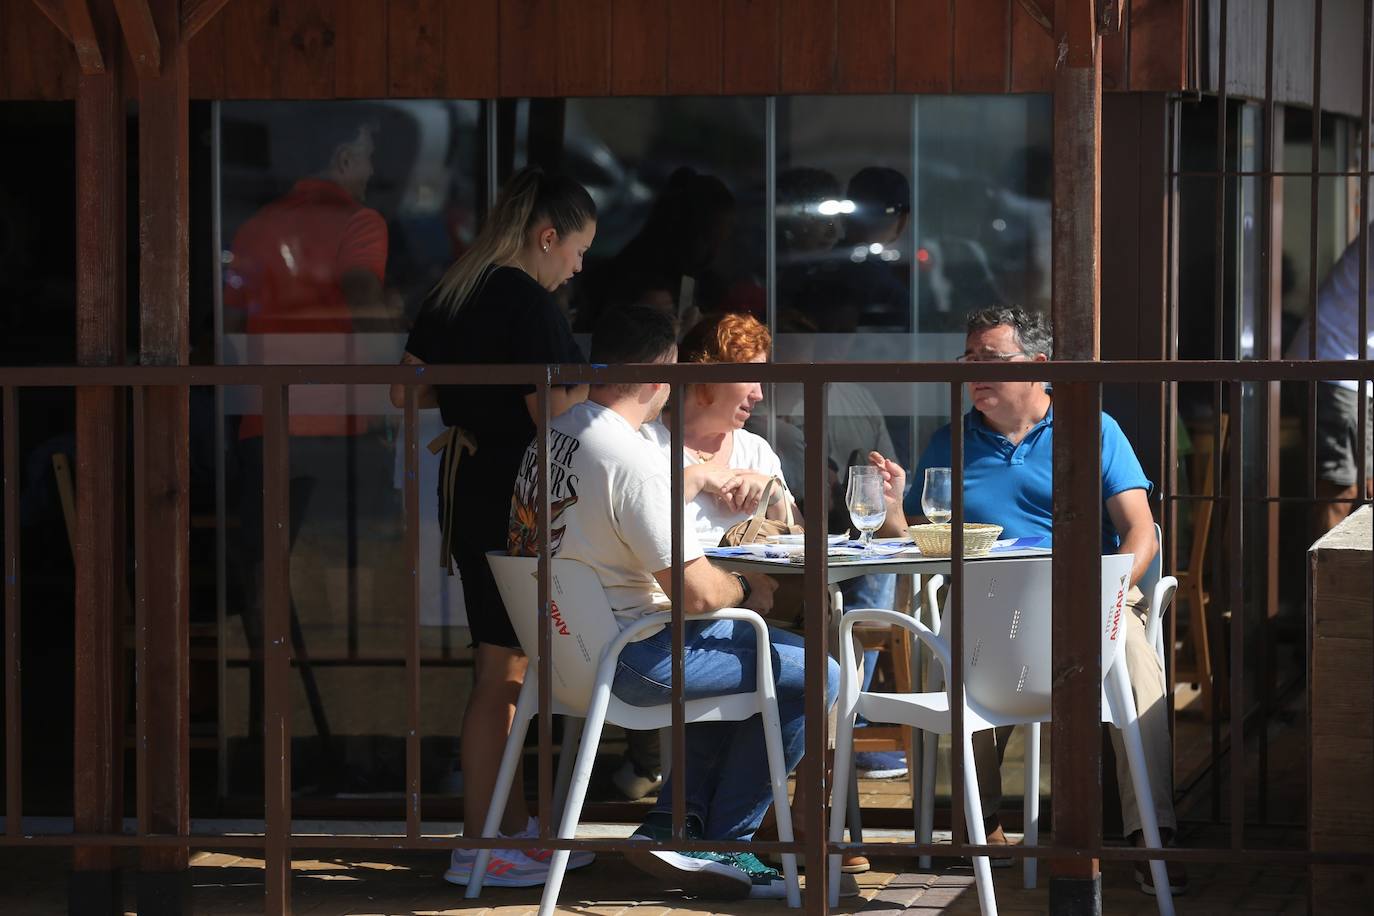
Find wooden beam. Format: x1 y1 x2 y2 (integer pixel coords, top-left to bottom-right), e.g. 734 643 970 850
133 0 191 908
31 0 73 43
180 0 232 43
113 0 160 71
69 0 126 910
1018 0 1053 33
63 0 106 73
1049 0 1104 910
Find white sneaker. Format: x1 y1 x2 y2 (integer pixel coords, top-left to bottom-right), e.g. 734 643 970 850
611 757 663 800
443 847 549 888
510 817 595 871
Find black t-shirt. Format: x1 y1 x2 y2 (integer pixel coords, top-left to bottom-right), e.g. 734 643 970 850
405 265 585 455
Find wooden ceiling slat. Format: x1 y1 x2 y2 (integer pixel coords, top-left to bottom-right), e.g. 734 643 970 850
441 0 497 99
186 6 225 98
952 0 1010 92
1127 0 1189 92
219 0 277 98
499 0 558 97
723 0 779 95
1010 0 1055 92
894 0 953 92
609 0 668 95
276 0 335 99
558 0 611 97
780 0 837 93
836 0 895 93
668 0 723 95
388 0 446 98
336 0 390 99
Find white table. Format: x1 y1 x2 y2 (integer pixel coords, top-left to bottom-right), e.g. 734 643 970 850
707 542 1052 836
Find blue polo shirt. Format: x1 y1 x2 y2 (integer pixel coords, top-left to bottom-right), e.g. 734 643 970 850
904 407 1151 553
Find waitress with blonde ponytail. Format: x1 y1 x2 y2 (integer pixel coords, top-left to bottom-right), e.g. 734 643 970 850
390 166 595 887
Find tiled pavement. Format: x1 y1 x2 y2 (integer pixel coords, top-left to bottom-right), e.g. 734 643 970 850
0 828 1309 915
0 682 1318 913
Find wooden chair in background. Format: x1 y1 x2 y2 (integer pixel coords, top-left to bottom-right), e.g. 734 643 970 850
1174 414 1229 719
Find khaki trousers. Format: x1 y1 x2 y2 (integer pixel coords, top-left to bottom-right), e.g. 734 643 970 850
972 587 1176 837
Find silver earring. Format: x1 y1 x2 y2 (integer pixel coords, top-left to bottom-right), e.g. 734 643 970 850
542 244 549 253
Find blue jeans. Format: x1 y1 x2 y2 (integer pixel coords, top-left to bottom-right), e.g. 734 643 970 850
612 620 839 841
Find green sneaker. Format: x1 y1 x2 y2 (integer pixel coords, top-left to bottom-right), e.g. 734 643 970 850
624 817 751 899
724 851 788 899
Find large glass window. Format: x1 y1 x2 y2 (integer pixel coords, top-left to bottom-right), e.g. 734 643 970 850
212 94 1052 805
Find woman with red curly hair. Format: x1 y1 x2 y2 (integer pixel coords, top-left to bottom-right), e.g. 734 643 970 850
641 311 800 542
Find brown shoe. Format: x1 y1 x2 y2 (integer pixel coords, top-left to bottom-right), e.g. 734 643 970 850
955 819 1017 868
1130 830 1188 896
755 821 870 874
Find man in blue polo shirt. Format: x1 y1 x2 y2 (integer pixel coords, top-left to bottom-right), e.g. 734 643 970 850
870 306 1184 896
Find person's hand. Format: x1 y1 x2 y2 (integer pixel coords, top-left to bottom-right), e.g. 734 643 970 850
868 451 906 508
719 472 776 515
696 465 743 500
741 571 778 614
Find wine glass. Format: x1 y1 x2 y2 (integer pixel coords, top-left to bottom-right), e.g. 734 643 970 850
845 468 887 556
922 467 952 525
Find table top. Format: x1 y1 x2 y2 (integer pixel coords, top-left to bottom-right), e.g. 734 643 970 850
705 538 1051 584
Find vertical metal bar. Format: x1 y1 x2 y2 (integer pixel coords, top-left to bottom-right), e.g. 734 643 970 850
262 383 293 915
947 383 966 852
1166 95 1182 762
1357 0 1370 518
1256 0 1279 826
134 388 149 835
764 97 778 449
1228 381 1245 851
668 382 686 837
3 386 20 837
801 377 828 913
1210 0 1231 821
535 377 553 837
211 99 230 802
485 99 500 210
1307 2 1326 512
765 97 778 340
404 389 421 839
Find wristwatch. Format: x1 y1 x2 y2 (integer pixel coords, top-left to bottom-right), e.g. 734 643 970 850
732 571 752 605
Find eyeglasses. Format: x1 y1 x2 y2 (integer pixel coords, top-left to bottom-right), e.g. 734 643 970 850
955 350 1029 363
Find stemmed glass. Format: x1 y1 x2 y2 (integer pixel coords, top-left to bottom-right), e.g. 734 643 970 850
922 467 953 525
845 466 887 557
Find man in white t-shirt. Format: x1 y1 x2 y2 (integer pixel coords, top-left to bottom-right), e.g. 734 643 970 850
509 305 839 901
1287 229 1374 532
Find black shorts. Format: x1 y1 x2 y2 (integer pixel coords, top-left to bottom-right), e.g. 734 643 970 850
449 451 523 650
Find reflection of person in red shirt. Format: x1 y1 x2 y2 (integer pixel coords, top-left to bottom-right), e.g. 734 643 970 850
225 121 388 437
224 120 397 766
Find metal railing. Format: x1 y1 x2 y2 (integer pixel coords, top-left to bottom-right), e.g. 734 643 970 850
3 356 1373 914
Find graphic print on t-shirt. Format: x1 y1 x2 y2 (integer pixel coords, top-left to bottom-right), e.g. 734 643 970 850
508 426 581 556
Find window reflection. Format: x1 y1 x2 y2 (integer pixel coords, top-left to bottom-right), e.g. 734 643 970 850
213 93 1052 803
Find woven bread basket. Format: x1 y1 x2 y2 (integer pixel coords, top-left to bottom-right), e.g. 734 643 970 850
907 522 1003 558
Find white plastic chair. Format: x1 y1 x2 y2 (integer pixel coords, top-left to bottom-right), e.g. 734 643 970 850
1138 523 1179 669
912 533 1178 877
467 553 801 913
828 554 1176 916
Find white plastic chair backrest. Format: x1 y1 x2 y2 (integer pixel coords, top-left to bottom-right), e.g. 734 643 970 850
487 553 626 711
957 553 1137 722
960 558 1055 720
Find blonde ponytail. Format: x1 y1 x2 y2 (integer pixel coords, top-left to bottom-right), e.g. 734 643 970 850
432 166 596 317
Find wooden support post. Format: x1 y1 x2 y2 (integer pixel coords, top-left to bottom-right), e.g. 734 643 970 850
1049 1 1104 913
131 0 190 911
68 1 126 913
